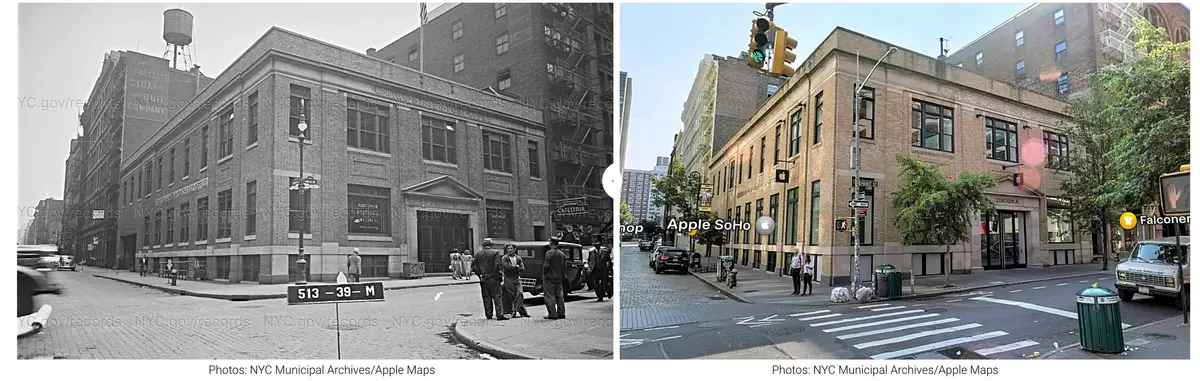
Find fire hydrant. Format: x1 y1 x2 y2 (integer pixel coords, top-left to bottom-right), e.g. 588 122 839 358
170 269 178 286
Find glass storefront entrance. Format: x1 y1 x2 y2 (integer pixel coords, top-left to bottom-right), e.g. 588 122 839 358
980 211 1027 270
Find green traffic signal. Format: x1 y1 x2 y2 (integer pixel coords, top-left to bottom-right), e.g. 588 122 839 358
751 49 766 64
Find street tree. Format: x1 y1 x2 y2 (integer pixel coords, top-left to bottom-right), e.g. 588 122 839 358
694 212 728 258
652 157 700 244
638 219 663 240
620 202 633 225
892 154 998 287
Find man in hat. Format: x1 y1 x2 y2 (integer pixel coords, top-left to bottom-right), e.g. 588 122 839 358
347 248 363 283
471 238 507 320
542 237 568 319
589 234 613 302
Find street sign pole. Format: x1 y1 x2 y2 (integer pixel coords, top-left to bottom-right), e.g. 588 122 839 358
288 280 386 359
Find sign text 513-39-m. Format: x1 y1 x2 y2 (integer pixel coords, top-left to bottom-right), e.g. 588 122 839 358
287 282 386 305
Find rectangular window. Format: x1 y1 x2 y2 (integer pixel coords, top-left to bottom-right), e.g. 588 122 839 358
528 140 541 178
766 84 780 97
179 203 190 242
183 138 190 177
157 157 163 189
813 93 824 144
498 69 511 91
1016 60 1026 76
975 51 984 66
911 100 955 152
166 208 175 244
453 54 464 73
743 203 751 244
809 181 820 246
1047 208 1074 243
289 85 311 138
421 117 457 164
496 33 509 55
408 45 418 62
856 86 875 139
143 216 150 247
245 181 256 236
154 210 162 246
247 92 258 145
737 155 743 183
754 199 764 244
168 148 175 184
768 194 779 245
494 3 506 18
217 189 232 239
1054 9 1065 25
985 117 1019 163
1044 131 1070 170
1058 73 1069 94
759 137 766 173
788 109 801 156
1015 30 1024 46
733 206 742 244
218 110 233 159
143 164 150 196
288 178 310 233
727 162 734 190
452 20 463 40
346 98 390 153
1055 41 1067 61
482 131 512 173
348 184 391 235
748 147 754 179
774 124 781 163
485 200 515 240
198 196 210 240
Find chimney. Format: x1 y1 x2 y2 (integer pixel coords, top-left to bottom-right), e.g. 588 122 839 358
366 48 377 56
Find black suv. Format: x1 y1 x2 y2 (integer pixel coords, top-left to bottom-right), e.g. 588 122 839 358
638 240 655 251
651 247 690 274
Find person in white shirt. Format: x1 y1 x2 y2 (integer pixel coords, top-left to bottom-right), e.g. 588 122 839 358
802 256 815 295
789 253 805 295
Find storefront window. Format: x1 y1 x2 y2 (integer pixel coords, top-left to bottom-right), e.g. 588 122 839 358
1047 208 1073 243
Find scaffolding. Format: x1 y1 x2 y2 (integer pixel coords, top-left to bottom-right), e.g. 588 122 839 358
1097 2 1146 63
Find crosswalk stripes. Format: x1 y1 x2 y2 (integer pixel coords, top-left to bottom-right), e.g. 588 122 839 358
787 303 1042 360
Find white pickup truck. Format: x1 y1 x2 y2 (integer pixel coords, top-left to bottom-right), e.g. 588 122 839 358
1114 236 1190 310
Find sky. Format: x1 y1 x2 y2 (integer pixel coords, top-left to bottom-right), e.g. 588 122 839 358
16 3 444 227
620 2 1035 171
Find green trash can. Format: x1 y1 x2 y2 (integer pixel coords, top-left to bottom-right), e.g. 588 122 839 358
1076 286 1125 354
874 264 898 298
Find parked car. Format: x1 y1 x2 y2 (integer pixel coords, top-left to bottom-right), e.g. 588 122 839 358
496 241 587 296
57 254 76 271
1115 236 1190 310
650 246 690 274
17 245 64 317
638 240 654 251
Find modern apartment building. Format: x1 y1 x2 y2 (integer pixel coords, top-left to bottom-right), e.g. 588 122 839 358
621 156 669 225
369 3 615 238
946 3 1189 100
711 27 1092 286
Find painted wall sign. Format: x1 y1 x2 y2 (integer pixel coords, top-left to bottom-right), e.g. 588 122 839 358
156 177 209 206
371 85 500 126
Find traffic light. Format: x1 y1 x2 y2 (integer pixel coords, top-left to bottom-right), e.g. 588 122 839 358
746 18 773 69
771 27 799 77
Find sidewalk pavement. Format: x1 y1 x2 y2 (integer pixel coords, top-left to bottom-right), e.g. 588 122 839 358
78 265 477 301
451 298 614 359
1041 314 1190 359
690 263 1110 306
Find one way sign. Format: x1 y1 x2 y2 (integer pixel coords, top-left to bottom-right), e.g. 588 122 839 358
734 315 784 328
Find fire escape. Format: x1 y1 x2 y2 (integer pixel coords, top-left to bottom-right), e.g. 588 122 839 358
543 3 606 201
1097 3 1146 64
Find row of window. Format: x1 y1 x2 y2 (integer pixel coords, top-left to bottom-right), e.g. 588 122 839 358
713 92 1071 195
419 116 541 177
974 40 1067 69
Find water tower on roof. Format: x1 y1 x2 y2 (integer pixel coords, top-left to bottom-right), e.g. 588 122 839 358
162 8 195 70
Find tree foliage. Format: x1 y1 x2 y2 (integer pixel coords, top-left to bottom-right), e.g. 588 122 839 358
620 202 633 225
892 154 997 286
651 157 700 221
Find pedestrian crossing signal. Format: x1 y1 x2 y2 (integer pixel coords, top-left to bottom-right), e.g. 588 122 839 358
836 217 854 232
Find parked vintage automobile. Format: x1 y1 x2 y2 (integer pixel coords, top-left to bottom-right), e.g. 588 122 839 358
17 245 64 317
497 241 587 296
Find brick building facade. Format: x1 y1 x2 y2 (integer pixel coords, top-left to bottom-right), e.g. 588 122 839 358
117 28 547 284
369 3 614 241
711 28 1093 286
946 3 1189 101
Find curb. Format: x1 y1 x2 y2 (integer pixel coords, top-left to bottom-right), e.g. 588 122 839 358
450 320 538 360
692 270 1108 306
91 273 476 301
688 271 753 303
1039 314 1188 359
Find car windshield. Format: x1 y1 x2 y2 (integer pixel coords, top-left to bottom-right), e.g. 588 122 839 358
660 250 687 257
1128 243 1189 264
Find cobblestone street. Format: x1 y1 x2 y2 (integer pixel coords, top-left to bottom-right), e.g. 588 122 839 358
619 245 733 310
17 271 490 359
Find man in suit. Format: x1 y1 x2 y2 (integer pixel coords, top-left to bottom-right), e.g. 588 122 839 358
471 238 506 320
542 237 569 319
589 235 613 302
347 248 363 282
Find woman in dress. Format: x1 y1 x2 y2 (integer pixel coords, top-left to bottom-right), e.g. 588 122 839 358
449 249 462 279
461 249 474 280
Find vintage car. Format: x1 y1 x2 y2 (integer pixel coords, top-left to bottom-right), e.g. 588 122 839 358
498 241 587 296
17 245 64 317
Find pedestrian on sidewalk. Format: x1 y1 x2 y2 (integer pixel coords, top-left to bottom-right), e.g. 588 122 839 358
789 253 804 295
472 238 507 320
802 255 814 295
347 248 363 283
140 257 147 277
542 237 568 320
591 235 612 302
462 249 473 280
449 249 462 280
501 244 529 318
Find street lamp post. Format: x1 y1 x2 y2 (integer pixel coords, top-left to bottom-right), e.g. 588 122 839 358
851 47 898 291
689 171 702 253
295 101 310 285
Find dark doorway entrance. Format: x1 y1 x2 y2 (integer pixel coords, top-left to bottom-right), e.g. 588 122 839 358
120 234 137 270
417 211 470 273
981 211 1027 270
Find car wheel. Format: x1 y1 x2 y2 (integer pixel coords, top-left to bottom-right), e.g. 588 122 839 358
17 276 34 317
1118 289 1134 301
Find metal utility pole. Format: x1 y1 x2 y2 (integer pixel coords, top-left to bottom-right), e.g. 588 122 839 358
419 3 427 74
851 47 898 291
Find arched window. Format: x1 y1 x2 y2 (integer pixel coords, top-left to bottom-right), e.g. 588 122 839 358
1177 28 1190 43
1143 6 1162 28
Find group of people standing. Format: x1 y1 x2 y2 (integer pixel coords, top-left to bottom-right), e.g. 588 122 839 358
449 248 474 280
789 253 816 295
469 236 614 321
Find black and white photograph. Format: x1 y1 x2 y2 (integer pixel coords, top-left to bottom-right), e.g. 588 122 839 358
16 2 615 360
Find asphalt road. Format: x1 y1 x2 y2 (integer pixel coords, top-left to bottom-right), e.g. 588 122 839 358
621 274 1184 360
17 270 517 359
